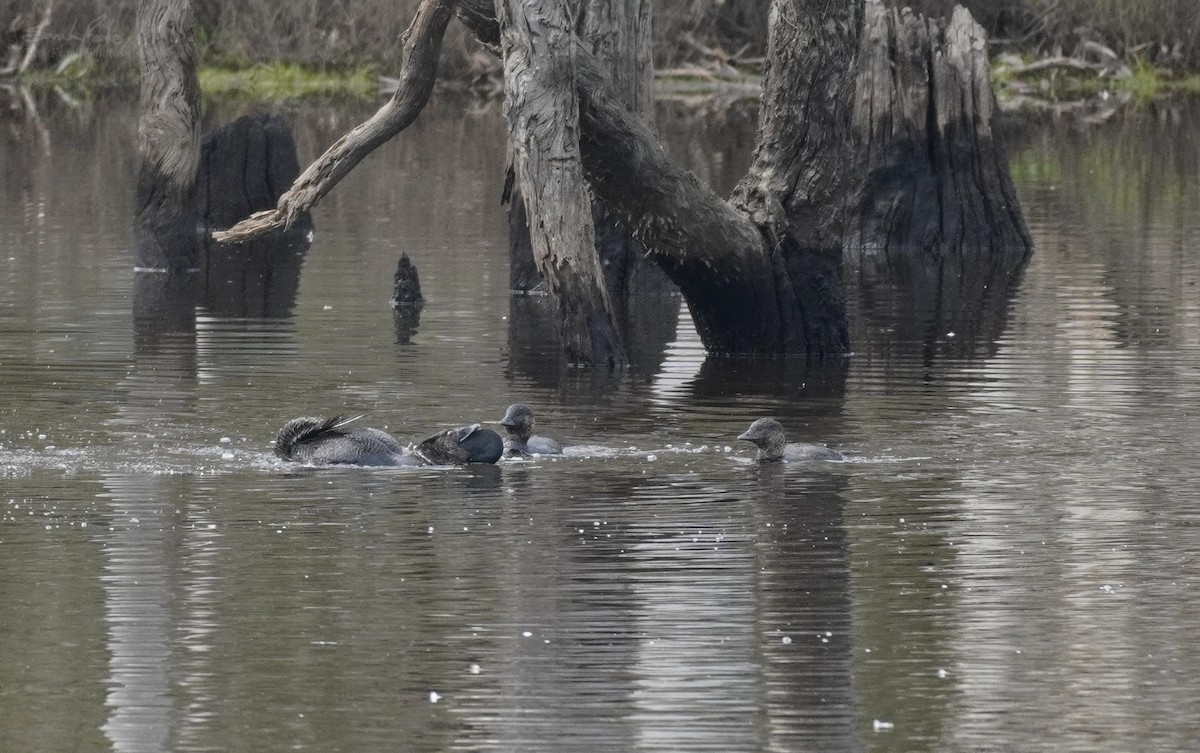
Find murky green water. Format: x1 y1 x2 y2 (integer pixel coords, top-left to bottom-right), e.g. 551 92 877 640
2 91 1199 752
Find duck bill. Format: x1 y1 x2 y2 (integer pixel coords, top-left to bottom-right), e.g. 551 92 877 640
736 430 755 442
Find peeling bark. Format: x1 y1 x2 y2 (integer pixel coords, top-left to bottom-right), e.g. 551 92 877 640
498 0 626 367
206 0 1031 362
848 0 1032 263
846 2 1032 362
135 0 200 271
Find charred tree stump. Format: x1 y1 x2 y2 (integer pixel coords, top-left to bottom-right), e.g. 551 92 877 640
390 253 425 345
196 115 310 319
849 1 1032 265
197 113 305 231
846 1 1033 364
135 0 200 271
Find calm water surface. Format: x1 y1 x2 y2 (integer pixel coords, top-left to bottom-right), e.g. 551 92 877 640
2 91 1199 753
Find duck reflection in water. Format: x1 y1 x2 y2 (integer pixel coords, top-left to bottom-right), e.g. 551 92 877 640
274 416 503 466
737 418 843 463
498 403 563 457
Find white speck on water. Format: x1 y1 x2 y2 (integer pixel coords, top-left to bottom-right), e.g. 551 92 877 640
429 691 441 703
222 452 234 460
873 719 895 732
469 664 481 675
647 454 657 461
323 305 333 310
522 631 533 638
782 636 792 645
130 518 139 524
219 437 232 444
207 523 216 529
937 668 948 678
1100 584 1115 593
428 526 434 533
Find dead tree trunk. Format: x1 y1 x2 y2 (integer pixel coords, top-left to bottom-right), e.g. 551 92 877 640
213 0 1032 361
849 0 1032 264
497 0 627 367
505 0 664 367
135 0 200 271
846 1 1033 363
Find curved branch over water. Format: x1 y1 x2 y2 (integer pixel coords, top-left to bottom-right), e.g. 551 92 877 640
211 0 451 244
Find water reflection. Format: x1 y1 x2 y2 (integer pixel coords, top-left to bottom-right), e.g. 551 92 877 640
97 477 184 753
4 93 1200 753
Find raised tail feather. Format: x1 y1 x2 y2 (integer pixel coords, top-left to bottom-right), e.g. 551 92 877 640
274 415 363 460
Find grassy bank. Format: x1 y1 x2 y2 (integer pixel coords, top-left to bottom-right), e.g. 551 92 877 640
4 0 1200 105
197 63 379 100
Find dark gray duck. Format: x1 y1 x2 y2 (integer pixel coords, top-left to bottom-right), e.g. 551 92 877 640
274 416 503 466
737 418 843 463
498 403 562 456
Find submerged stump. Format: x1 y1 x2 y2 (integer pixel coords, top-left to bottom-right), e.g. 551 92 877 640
846 1 1033 362
848 1 1033 266
198 113 305 231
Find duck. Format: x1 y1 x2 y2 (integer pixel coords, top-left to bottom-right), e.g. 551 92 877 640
498 403 563 456
737 418 843 463
274 416 503 466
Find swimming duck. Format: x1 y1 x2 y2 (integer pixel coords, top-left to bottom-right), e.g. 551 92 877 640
274 416 503 466
737 418 843 463
498 403 562 456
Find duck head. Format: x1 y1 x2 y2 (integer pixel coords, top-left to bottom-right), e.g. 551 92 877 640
415 424 504 465
498 403 535 442
737 417 787 462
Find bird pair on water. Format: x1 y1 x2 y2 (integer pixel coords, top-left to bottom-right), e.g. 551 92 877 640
274 403 556 466
274 405 842 466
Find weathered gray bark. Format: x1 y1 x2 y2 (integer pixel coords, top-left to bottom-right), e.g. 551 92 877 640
506 0 664 368
459 0 862 356
497 0 626 367
845 1 1032 365
848 0 1032 263
579 0 676 315
135 0 200 271
208 0 1030 362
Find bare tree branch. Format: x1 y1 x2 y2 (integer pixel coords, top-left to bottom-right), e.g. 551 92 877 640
212 0 451 244
18 1 54 74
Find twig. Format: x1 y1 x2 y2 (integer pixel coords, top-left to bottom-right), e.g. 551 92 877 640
18 1 54 75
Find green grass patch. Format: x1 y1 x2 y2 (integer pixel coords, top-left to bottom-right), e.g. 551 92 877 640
198 63 379 101
995 56 1200 103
